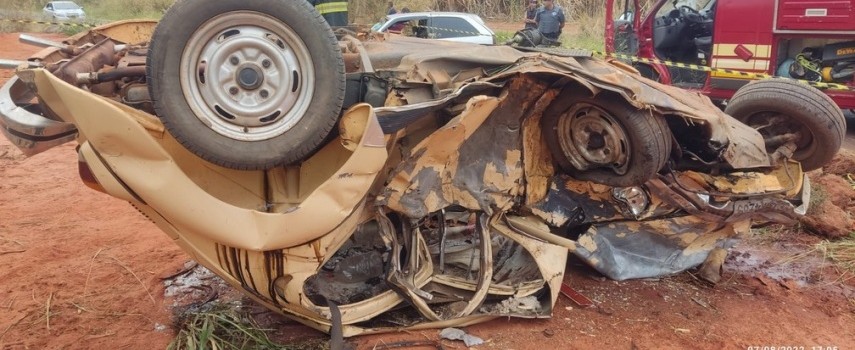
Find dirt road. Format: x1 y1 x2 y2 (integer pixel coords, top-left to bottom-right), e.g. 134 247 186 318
0 33 854 349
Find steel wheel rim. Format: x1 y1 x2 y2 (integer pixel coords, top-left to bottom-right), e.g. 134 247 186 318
557 103 630 174
742 111 816 158
180 11 314 141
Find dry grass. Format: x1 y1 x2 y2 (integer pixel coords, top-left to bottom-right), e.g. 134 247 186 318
752 223 797 244
0 0 48 32
817 235 855 273
77 0 172 20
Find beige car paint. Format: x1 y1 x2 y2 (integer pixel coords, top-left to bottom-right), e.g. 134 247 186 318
23 68 570 336
0 21 816 336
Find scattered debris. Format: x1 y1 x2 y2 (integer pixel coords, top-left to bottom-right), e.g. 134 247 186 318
374 340 445 350
597 306 615 316
162 262 230 307
439 328 484 347
495 296 542 314
160 261 199 281
691 297 711 309
560 282 594 307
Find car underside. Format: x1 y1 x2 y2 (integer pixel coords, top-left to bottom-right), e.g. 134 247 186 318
0 0 845 337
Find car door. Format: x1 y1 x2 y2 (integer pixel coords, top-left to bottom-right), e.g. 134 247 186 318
382 15 429 38
43 3 55 17
427 15 485 44
605 0 642 57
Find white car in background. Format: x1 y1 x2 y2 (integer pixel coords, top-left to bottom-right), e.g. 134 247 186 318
372 12 495 45
43 1 86 20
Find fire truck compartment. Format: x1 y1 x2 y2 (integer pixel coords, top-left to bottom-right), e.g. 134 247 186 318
775 38 855 86
776 0 855 32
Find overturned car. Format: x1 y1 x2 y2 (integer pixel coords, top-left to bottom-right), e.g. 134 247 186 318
0 0 846 337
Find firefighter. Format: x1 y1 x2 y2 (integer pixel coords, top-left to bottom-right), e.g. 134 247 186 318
308 0 348 27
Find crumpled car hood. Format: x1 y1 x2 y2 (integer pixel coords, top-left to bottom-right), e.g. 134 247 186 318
368 36 769 169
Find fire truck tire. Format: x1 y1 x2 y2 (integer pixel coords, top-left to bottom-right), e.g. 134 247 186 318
147 0 345 170
543 89 672 187
725 80 845 171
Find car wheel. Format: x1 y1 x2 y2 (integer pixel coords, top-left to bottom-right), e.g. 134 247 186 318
147 0 345 170
543 90 672 187
724 79 845 171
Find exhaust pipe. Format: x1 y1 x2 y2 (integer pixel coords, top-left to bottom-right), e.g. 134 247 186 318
18 34 67 49
0 59 43 70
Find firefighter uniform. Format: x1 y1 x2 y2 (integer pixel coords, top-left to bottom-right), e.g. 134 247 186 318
309 0 348 27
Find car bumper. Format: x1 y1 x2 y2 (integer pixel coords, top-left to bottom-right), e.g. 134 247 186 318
53 13 85 20
0 75 78 156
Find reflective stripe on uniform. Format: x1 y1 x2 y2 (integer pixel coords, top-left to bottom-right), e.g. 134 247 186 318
315 2 347 14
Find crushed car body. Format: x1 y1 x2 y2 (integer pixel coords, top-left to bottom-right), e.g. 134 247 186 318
0 5 842 337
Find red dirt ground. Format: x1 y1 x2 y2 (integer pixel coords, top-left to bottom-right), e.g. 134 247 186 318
1 33 854 350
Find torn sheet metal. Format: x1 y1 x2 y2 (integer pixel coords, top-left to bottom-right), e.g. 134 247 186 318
28 69 389 251
371 37 771 169
572 217 749 281
0 20 817 338
440 328 484 347
384 77 549 218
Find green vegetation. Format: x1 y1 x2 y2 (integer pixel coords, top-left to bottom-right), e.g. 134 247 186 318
168 304 289 350
1 0 616 51
0 0 170 33
76 0 172 21
0 0 171 20
0 0 653 26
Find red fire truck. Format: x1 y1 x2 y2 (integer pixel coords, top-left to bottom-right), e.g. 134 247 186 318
605 0 855 109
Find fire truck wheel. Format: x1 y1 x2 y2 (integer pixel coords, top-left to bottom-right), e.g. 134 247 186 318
725 80 846 171
147 0 345 170
543 89 672 187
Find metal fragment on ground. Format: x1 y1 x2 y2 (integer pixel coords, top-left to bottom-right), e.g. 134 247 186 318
439 327 484 347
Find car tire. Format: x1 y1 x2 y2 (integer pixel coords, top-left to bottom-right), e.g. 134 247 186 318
543 90 672 187
147 0 345 170
724 79 845 171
